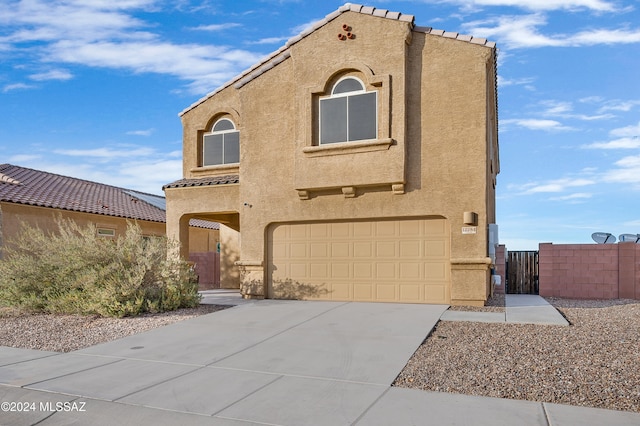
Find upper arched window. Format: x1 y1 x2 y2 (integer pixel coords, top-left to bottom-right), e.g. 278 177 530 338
319 77 377 144
203 118 239 166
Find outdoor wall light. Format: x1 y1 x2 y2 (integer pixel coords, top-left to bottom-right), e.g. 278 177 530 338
463 211 478 226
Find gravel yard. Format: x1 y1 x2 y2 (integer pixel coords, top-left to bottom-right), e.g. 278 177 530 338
1 297 638 413
394 297 640 413
0 305 228 353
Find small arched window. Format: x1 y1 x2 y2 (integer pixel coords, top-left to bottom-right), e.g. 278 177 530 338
203 118 239 166
319 77 377 144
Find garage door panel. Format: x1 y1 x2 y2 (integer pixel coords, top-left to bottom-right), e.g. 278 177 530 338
353 242 372 257
376 263 396 279
269 219 450 304
290 243 307 257
289 225 307 239
331 282 351 299
399 220 421 236
310 223 329 237
400 240 421 257
310 243 328 257
331 242 350 257
353 283 372 300
353 222 373 237
425 285 446 303
424 260 449 279
290 263 307 278
376 242 396 257
354 263 372 278
400 284 421 302
400 263 421 279
331 223 350 237
331 263 350 278
425 240 447 257
310 263 328 279
375 222 396 236
376 284 397 301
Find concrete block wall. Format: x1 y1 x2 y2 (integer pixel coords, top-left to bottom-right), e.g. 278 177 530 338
538 242 640 299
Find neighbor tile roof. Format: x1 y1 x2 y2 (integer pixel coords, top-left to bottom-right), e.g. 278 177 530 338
0 164 166 223
162 175 240 189
179 3 496 116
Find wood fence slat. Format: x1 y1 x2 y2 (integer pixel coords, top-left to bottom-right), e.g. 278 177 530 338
507 251 539 294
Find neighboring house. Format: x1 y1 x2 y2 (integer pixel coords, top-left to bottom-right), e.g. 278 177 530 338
163 4 499 305
0 164 221 289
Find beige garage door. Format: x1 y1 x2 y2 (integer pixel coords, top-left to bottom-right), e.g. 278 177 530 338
268 218 450 304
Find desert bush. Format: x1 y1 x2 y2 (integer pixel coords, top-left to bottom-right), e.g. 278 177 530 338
0 218 200 317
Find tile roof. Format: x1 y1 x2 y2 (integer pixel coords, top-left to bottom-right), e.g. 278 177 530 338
189 219 220 230
0 164 167 223
1 164 222 231
162 175 240 190
179 3 496 116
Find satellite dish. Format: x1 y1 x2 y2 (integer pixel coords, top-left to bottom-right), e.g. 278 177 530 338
592 232 616 244
619 234 640 243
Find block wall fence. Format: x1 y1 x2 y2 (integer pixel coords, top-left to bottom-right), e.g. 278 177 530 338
493 243 640 300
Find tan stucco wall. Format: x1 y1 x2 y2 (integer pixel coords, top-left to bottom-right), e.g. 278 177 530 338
0 201 218 258
166 11 498 305
0 202 166 247
219 224 240 289
189 227 220 253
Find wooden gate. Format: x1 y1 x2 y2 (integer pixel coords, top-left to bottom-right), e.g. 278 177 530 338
507 251 539 294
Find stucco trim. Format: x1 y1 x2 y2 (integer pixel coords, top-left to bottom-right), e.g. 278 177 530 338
190 164 240 176
302 138 393 156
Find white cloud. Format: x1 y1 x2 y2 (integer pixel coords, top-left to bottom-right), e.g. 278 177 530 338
583 122 640 149
54 146 156 158
549 192 593 202
584 137 640 149
598 100 640 113
0 0 265 94
501 118 574 131
247 36 290 45
497 75 536 87
2 82 35 92
517 178 595 194
610 121 640 137
603 155 640 186
445 0 618 12
540 99 615 121
190 23 241 32
524 178 596 194
462 14 640 49
126 128 155 136
29 69 73 81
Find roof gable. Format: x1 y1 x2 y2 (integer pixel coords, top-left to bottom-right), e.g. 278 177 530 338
179 3 496 117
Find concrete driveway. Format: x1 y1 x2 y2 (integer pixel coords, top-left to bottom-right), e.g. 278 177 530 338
0 300 447 425
2 297 639 425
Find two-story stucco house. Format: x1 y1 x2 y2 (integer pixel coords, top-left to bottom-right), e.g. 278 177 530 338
163 3 499 306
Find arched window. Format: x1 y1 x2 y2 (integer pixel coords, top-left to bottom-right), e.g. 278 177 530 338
319 77 377 144
203 118 239 166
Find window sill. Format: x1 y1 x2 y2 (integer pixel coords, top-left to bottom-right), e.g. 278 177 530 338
191 164 239 175
302 138 393 157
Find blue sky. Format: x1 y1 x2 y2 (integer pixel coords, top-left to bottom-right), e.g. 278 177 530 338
1 0 639 250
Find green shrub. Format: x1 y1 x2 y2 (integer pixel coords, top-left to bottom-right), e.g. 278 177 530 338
0 218 200 317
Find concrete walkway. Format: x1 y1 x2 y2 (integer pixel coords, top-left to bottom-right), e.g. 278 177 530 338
440 294 570 326
0 293 637 425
